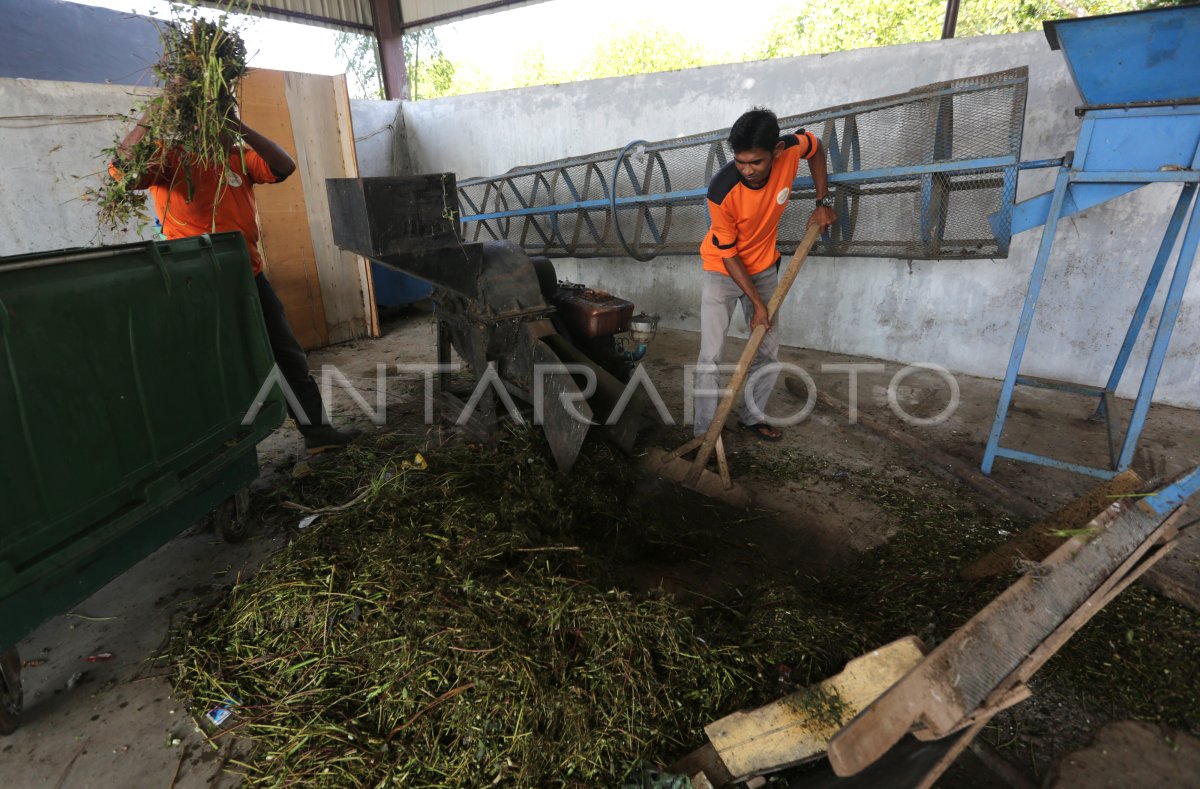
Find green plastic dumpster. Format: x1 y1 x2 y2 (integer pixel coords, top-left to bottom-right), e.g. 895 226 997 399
0 232 285 733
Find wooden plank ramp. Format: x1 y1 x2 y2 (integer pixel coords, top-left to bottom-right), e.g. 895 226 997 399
706 636 926 783
827 493 1186 779
672 637 926 787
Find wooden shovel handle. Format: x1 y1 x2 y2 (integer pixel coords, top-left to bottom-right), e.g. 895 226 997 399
689 224 822 476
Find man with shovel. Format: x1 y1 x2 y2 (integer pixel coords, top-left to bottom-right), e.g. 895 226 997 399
693 107 836 442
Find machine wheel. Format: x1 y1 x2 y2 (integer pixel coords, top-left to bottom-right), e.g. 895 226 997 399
213 488 252 544
0 647 22 736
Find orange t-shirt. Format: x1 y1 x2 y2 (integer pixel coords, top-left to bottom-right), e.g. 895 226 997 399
111 147 281 275
700 130 819 275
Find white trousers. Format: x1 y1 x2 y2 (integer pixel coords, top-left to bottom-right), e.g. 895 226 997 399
693 266 782 437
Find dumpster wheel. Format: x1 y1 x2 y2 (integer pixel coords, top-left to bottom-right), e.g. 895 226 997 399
213 488 251 543
0 647 21 735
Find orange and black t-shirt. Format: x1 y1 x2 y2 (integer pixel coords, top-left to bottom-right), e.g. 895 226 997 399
110 147 283 276
700 129 819 275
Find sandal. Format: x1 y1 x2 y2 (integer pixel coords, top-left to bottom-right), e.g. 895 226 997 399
738 421 783 442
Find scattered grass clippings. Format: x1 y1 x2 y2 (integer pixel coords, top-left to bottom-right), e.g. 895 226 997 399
737 444 1200 774
780 684 851 739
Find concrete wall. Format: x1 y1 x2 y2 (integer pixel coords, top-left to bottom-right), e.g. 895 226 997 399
397 31 1200 409
350 100 408 177
0 78 158 257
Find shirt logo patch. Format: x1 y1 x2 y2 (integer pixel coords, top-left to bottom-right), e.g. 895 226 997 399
225 168 244 188
776 187 790 205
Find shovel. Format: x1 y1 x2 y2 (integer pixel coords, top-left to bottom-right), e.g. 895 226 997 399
646 224 820 508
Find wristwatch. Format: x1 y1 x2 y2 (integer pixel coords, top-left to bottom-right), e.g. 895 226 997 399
815 196 834 209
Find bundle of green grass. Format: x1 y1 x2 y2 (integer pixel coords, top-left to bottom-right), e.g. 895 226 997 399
91 11 247 231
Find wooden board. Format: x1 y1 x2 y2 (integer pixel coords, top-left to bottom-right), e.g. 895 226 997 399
283 71 378 345
1142 512 1200 611
705 637 926 781
241 69 378 351
240 69 328 350
960 469 1145 580
827 497 1181 778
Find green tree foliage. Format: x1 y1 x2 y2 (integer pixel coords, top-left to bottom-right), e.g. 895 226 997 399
578 26 711 79
334 28 455 100
511 49 565 89
336 1 1188 100
335 31 383 99
406 28 456 100
957 0 1163 37
756 0 1167 59
757 0 943 59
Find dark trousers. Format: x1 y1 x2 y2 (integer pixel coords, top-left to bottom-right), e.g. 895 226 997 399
255 274 328 433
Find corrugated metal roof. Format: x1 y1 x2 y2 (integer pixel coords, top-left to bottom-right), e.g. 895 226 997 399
401 0 543 28
192 0 547 33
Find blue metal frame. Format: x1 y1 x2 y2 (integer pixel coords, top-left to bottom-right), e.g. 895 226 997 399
982 163 1073 475
463 155 1019 225
1093 184 1196 422
1144 465 1200 516
982 125 1200 479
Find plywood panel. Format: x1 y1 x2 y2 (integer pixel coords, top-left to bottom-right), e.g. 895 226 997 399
333 77 379 323
283 71 377 345
239 68 328 350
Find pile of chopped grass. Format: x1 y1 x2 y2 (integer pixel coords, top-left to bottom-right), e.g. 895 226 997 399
171 430 856 786
172 429 1199 785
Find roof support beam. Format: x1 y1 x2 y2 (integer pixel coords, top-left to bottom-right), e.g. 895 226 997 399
371 0 409 100
941 0 960 39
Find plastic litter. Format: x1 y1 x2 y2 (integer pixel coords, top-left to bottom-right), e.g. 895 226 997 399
203 696 240 729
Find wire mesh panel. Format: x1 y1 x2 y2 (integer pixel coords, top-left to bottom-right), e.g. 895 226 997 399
458 68 1028 261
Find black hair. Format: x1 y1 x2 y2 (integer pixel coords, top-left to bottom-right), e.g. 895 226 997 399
728 107 780 154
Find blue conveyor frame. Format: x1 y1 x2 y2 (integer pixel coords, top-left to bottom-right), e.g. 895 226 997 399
981 5 1200 479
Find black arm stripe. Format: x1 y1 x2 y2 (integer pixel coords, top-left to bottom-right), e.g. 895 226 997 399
712 233 736 250
707 162 741 204
785 128 813 157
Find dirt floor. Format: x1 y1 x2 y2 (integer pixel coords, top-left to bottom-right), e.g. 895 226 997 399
3 307 1198 787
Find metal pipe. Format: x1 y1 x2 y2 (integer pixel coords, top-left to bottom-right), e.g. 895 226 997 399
463 155 1019 224
941 0 960 39
370 0 409 101
1018 158 1066 170
1075 97 1200 116
0 246 151 273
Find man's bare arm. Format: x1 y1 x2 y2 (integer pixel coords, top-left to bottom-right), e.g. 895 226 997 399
238 121 295 179
807 138 836 230
110 111 158 189
115 111 151 162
